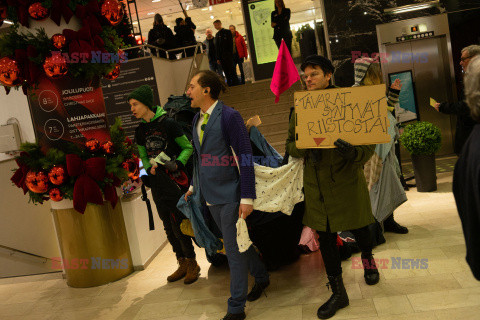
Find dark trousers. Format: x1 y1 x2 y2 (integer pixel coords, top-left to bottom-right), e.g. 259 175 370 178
233 54 245 84
317 223 373 277
220 56 239 87
209 202 269 314
209 59 224 78
150 171 195 259
274 37 292 54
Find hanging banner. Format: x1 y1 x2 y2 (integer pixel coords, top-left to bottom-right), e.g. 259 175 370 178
248 0 278 65
209 0 232 4
27 75 110 150
102 57 160 140
294 84 391 148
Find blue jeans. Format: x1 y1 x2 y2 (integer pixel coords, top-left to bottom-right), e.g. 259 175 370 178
209 202 269 314
209 60 224 78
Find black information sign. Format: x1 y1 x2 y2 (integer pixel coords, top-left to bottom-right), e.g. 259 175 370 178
102 57 160 140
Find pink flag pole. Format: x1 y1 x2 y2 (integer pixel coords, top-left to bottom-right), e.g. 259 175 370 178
270 39 300 103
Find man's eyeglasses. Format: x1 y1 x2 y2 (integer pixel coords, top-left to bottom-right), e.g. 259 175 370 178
460 55 472 62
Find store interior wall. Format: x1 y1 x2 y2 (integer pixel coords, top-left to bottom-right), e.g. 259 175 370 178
0 88 61 278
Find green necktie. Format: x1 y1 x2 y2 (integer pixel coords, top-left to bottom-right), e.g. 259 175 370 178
199 113 209 145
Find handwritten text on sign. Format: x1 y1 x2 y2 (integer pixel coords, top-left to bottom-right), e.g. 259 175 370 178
294 84 391 148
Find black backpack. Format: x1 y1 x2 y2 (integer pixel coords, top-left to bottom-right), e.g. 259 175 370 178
163 94 197 141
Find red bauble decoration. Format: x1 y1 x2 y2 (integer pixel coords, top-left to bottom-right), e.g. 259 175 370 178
104 63 120 80
51 34 67 50
102 141 114 154
85 138 100 152
0 57 21 87
49 188 63 202
101 0 124 26
25 171 49 194
43 54 68 79
0 5 7 20
122 159 139 180
28 2 50 21
48 166 67 185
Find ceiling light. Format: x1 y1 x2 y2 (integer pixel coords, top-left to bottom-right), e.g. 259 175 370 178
210 15 214 19
132 21 138 24
3 20 13 25
201 8 208 11
147 12 155 15
152 0 161 2
186 5 190 10
209 6 213 11
384 0 440 14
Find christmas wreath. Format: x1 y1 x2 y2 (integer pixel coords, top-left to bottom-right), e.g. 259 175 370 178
10 118 140 214
0 0 135 94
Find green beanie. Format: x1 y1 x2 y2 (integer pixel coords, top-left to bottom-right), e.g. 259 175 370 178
127 85 154 110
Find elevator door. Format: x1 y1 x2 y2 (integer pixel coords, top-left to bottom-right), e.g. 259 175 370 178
385 36 455 157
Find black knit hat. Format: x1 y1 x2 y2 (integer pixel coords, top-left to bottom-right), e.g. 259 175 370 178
127 85 154 110
301 55 335 75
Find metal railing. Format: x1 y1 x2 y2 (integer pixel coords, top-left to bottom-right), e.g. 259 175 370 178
122 43 204 60
0 244 52 263
122 43 205 93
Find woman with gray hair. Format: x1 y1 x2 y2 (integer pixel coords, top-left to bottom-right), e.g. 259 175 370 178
453 56 480 281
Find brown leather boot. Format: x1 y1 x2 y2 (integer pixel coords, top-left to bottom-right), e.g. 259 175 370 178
167 258 187 282
184 258 200 284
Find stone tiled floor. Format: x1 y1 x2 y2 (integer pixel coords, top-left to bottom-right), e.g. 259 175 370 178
1 172 479 320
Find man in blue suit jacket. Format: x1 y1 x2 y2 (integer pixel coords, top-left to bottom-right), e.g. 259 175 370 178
185 70 269 320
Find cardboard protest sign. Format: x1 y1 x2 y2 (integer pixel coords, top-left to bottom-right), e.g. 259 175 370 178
294 84 391 148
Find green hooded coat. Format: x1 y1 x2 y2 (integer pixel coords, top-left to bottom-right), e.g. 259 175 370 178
285 110 375 233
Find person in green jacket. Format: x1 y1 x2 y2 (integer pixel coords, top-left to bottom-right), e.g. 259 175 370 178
128 85 200 285
286 55 378 319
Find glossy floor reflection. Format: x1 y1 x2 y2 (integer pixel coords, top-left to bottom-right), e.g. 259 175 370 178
1 172 479 320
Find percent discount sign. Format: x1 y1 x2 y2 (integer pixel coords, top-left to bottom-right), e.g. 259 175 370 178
293 84 391 148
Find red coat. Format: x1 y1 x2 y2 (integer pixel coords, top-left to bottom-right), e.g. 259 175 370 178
234 31 248 59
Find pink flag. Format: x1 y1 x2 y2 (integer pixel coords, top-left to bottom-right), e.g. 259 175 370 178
270 39 300 103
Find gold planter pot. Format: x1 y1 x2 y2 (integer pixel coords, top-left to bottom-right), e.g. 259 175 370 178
51 200 134 288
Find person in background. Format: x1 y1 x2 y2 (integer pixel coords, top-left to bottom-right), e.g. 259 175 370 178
147 14 176 59
271 0 293 53
286 55 378 319
453 56 480 281
129 85 200 285
353 57 409 236
214 19 238 87
434 45 480 155
174 7 197 57
229 25 248 85
203 28 223 77
185 71 269 320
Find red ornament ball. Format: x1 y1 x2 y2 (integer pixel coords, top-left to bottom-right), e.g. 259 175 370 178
102 141 114 154
48 166 67 185
43 54 68 79
49 188 63 202
104 63 120 80
0 5 7 20
25 171 49 194
28 2 50 21
101 0 124 26
85 138 100 152
51 34 66 50
0 57 21 87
